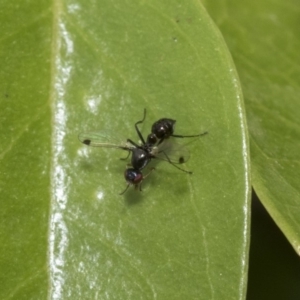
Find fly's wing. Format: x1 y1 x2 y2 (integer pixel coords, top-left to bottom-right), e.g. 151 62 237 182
78 132 133 150
153 139 191 164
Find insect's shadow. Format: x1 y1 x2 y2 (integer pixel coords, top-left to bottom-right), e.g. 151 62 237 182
123 189 144 205
122 160 192 206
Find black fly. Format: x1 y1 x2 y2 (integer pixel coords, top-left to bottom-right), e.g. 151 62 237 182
78 109 207 194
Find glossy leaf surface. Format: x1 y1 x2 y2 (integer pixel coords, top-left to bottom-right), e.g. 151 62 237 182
0 0 250 299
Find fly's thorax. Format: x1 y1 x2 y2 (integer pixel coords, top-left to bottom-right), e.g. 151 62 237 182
131 148 151 170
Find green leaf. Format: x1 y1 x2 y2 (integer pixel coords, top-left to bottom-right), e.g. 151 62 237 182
203 0 300 254
0 1 51 299
0 0 250 299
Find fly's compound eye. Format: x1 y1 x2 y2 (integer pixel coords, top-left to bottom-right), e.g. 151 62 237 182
124 168 143 184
